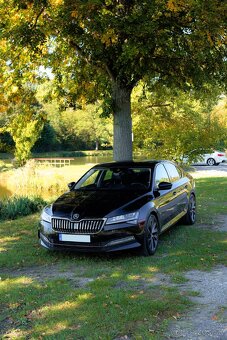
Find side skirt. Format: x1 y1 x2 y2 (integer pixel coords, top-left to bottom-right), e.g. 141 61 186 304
161 211 186 233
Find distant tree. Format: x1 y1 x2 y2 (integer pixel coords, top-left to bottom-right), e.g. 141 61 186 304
36 83 113 151
210 97 227 149
0 87 45 165
132 87 227 162
0 0 226 160
32 122 59 153
51 104 113 151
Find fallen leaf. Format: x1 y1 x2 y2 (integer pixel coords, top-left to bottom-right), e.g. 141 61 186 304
211 315 218 321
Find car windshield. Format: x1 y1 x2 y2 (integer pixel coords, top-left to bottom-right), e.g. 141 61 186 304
74 167 152 191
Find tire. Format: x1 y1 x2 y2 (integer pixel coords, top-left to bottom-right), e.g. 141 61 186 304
142 214 159 256
207 158 215 166
182 194 196 225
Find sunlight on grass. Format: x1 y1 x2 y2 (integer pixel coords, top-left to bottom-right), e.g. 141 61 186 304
127 274 141 280
2 328 28 339
44 321 69 335
111 271 122 278
0 277 33 290
129 293 140 300
39 301 80 314
0 236 20 243
77 292 94 301
147 266 159 273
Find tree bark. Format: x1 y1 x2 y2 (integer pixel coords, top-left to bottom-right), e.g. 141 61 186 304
112 83 133 161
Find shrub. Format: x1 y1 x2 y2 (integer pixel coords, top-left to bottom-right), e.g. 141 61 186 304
0 196 47 220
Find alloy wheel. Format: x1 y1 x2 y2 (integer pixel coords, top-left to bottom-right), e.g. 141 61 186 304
207 158 215 166
146 215 159 254
189 195 196 223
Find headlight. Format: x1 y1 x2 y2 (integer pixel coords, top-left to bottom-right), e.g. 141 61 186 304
106 212 139 225
41 208 52 223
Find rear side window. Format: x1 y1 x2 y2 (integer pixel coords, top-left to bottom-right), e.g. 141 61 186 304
164 163 181 183
154 164 170 187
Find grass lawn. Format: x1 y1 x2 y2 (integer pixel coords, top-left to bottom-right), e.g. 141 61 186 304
0 177 226 339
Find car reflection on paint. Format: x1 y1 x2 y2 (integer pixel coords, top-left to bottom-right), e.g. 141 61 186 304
39 160 196 256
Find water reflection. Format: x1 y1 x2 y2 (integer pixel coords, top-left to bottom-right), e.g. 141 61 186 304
71 156 113 166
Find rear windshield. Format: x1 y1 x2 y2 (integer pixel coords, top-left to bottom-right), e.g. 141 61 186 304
74 167 152 191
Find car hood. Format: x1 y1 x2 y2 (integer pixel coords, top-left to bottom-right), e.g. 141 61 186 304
52 189 150 219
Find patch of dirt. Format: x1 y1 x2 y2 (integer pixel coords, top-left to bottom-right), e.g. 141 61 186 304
0 263 94 288
114 273 173 290
165 266 227 340
196 214 227 232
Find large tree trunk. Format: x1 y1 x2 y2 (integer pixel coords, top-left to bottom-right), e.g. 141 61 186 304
112 83 133 161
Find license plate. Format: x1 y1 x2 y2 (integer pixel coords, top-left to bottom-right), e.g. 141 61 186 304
59 234 90 243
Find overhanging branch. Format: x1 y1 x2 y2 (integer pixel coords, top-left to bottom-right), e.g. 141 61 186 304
32 7 45 29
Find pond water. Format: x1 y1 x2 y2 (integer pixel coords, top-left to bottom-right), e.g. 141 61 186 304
71 155 113 165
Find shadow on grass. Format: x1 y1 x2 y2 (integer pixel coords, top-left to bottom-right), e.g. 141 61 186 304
0 254 192 339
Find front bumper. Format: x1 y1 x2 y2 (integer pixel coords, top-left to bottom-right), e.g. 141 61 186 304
38 220 144 253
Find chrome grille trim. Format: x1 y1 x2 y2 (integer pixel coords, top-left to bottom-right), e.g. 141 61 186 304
51 217 106 234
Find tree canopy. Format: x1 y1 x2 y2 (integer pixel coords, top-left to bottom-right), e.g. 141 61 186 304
132 86 227 162
0 0 226 160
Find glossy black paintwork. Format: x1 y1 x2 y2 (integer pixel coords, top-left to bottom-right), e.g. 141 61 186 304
52 189 151 219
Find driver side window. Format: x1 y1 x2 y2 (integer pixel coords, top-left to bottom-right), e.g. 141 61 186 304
154 164 170 187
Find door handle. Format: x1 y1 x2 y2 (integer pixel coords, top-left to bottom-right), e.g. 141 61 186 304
173 191 177 195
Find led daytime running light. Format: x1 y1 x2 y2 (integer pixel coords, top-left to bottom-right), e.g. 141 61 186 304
106 212 139 225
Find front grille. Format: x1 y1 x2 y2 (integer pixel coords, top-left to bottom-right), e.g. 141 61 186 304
51 218 105 234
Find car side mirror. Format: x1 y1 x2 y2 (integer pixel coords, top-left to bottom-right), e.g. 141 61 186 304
158 181 172 190
68 182 76 190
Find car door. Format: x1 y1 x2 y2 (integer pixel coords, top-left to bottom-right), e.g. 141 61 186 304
163 162 189 218
153 163 176 227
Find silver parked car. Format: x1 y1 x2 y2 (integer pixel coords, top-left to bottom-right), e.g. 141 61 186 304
192 151 226 166
183 150 226 166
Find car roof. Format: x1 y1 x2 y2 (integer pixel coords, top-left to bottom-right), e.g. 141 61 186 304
92 160 169 169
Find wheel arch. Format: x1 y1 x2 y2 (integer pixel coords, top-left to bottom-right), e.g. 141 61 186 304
148 210 161 233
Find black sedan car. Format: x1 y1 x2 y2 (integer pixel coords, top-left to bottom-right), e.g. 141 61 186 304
39 160 196 255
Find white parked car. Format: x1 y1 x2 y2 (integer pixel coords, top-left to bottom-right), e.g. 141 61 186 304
192 151 226 166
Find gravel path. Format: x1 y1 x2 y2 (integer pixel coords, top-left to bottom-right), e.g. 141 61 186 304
165 211 227 340
166 266 227 340
189 165 227 178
